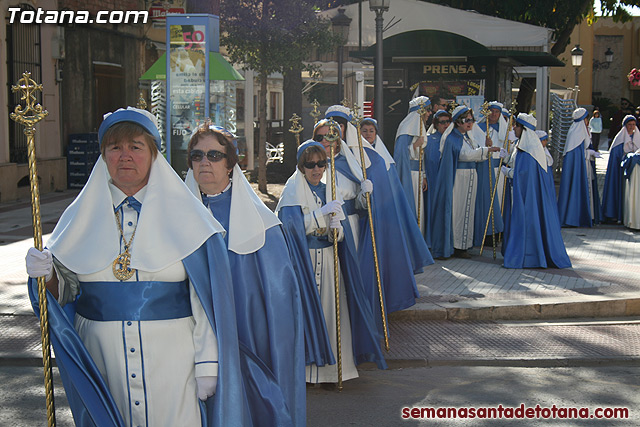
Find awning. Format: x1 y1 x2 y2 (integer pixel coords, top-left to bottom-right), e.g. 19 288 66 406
350 30 565 67
140 52 244 81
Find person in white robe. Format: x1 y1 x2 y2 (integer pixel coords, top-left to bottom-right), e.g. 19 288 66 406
25 108 239 426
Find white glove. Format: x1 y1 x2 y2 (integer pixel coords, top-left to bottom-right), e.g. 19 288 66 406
587 149 602 159
360 179 373 194
498 148 508 158
501 166 511 176
320 200 343 216
26 247 53 281
329 215 342 230
196 376 217 401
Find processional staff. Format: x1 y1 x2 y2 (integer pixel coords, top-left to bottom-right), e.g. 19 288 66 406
480 102 517 256
417 103 427 231
350 104 390 352
324 120 344 391
479 102 497 258
501 102 518 219
11 71 56 426
288 113 303 146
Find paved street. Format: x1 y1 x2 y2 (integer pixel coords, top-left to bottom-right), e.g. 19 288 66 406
1 150 639 425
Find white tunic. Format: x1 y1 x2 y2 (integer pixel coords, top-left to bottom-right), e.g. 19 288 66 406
624 158 640 230
453 133 491 250
55 187 218 427
303 187 359 383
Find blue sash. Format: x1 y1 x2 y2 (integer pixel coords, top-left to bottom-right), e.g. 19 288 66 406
491 158 502 168
343 198 356 216
457 161 476 170
307 235 332 249
76 280 192 321
409 159 420 171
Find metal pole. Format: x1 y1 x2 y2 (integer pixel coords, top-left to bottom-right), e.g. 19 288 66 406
374 10 384 138
338 45 344 103
574 67 580 102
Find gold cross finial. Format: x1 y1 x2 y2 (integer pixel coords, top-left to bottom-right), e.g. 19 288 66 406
310 99 321 125
10 72 48 133
289 113 303 134
350 103 363 127
137 91 147 110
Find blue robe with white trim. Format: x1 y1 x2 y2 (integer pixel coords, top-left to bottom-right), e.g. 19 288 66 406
430 128 464 258
557 144 592 227
503 151 571 269
601 143 625 222
475 122 505 245
204 190 305 427
277 204 387 370
425 131 443 247
28 235 247 427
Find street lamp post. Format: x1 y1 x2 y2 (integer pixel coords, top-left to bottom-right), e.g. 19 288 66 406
571 44 584 101
331 8 352 104
369 0 389 138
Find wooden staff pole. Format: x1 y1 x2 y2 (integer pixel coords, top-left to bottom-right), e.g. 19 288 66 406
350 106 389 351
11 71 56 426
325 123 343 391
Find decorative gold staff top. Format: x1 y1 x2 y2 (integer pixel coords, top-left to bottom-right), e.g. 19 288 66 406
11 71 56 427
137 91 147 110
350 104 389 352
310 99 322 125
288 113 304 146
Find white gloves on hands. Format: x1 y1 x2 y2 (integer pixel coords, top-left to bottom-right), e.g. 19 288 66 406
320 200 343 216
360 179 373 194
329 215 342 230
501 166 511 176
498 148 508 158
587 149 602 159
196 376 218 401
26 247 53 281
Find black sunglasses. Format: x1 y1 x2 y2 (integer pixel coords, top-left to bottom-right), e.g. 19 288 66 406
437 119 452 125
303 160 327 169
462 117 475 124
313 134 327 143
189 149 227 163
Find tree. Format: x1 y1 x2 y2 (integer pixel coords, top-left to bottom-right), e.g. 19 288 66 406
426 0 639 110
221 0 339 192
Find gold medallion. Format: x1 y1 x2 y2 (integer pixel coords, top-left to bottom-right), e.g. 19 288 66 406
112 250 135 281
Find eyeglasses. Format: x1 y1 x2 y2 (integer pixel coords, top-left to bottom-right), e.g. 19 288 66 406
437 119 451 125
303 160 327 169
462 118 475 124
189 149 227 163
313 134 327 142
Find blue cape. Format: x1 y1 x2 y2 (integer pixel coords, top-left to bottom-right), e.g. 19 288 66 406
393 133 419 217
503 151 572 269
473 155 504 246
205 191 305 427
601 143 625 222
358 147 429 331
278 204 387 370
385 159 433 272
430 128 464 258
557 145 593 227
622 152 640 178
425 132 443 247
28 235 247 427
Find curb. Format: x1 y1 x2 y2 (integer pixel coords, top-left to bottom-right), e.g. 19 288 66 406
389 297 640 321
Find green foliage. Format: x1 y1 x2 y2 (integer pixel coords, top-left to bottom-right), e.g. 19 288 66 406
220 0 340 76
